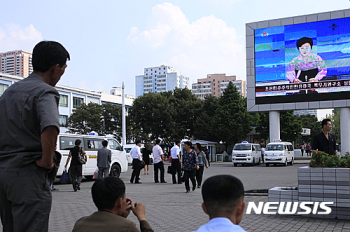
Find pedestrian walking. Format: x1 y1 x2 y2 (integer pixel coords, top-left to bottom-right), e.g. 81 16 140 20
97 140 111 179
204 148 210 166
65 139 88 191
142 143 152 175
0 41 70 232
170 140 182 184
261 145 265 163
153 139 166 183
195 143 208 189
130 140 142 184
300 144 305 156
182 141 199 193
306 143 311 156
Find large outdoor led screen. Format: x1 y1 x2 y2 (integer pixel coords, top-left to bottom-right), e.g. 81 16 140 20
255 17 350 104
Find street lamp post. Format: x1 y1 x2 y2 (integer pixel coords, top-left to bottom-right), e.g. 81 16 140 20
122 82 126 146
112 82 126 146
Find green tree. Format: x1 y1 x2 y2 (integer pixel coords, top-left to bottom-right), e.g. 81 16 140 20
68 103 103 134
68 103 125 139
129 88 202 142
254 112 269 142
331 108 340 143
298 114 320 143
280 111 302 142
193 95 219 141
215 82 252 146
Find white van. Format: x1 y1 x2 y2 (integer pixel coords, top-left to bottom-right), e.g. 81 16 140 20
57 134 128 179
264 141 294 166
232 142 261 166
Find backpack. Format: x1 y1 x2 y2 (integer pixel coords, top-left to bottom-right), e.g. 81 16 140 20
78 147 87 164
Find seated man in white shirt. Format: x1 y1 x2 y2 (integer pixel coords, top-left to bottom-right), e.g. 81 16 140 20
193 175 247 232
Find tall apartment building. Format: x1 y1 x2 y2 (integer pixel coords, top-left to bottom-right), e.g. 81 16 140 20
0 50 33 77
192 73 246 100
135 65 189 97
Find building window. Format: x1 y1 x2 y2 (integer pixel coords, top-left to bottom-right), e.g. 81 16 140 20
59 95 68 107
0 84 8 97
59 115 68 127
73 97 84 108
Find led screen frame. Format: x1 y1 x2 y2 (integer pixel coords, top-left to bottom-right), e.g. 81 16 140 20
246 9 350 112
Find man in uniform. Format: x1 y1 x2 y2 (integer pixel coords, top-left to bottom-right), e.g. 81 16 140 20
153 139 166 183
130 140 142 184
170 140 182 184
312 118 337 155
0 41 70 231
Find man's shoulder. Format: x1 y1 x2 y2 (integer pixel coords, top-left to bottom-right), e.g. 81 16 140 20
73 211 137 232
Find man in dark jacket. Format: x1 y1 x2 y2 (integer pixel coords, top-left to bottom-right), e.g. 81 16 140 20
97 140 112 179
312 118 337 155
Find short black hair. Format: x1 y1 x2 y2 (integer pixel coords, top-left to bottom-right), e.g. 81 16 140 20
91 177 125 211
75 139 82 146
297 37 313 49
196 143 202 151
135 139 141 144
184 141 192 148
156 139 161 145
102 140 108 147
322 118 331 128
175 140 180 145
32 41 70 72
202 175 244 216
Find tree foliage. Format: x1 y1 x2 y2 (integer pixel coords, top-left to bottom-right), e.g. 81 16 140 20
298 114 320 143
254 112 269 142
280 111 302 142
129 88 202 142
214 82 253 145
68 103 128 141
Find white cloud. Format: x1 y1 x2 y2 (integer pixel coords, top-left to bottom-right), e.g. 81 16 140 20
127 2 245 83
0 24 43 52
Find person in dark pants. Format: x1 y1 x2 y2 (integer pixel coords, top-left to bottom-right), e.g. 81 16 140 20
0 41 70 232
204 148 210 166
312 118 337 155
152 139 166 183
182 141 199 193
195 143 208 188
97 140 111 179
170 140 182 184
142 144 152 175
65 139 87 191
130 140 142 184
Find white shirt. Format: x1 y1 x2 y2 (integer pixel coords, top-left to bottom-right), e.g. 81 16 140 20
261 148 265 155
152 144 163 164
170 145 180 159
192 217 247 232
130 145 141 160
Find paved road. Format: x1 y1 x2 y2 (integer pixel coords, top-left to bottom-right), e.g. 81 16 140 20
2 162 349 231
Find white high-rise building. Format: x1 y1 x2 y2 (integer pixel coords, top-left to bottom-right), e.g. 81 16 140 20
135 65 189 97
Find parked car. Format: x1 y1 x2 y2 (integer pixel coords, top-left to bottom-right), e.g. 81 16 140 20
232 142 261 166
264 141 294 166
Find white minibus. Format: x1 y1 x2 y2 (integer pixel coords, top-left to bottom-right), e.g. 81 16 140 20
232 142 261 166
56 134 128 179
264 141 294 166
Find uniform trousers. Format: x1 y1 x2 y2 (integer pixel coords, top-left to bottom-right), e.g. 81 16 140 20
70 165 83 190
171 159 182 184
196 166 205 187
98 167 109 179
130 159 141 183
154 162 165 183
0 163 51 232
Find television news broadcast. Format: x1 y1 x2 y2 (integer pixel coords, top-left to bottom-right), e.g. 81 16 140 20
255 17 350 104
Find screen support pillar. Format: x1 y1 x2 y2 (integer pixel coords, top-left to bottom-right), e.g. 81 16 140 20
340 108 350 156
269 111 280 142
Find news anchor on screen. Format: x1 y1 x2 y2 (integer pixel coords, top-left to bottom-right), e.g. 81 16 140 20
286 37 327 83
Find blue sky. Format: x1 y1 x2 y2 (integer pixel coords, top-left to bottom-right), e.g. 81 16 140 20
1 0 349 118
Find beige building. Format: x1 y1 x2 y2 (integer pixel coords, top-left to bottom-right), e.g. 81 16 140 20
192 73 246 100
0 50 33 77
